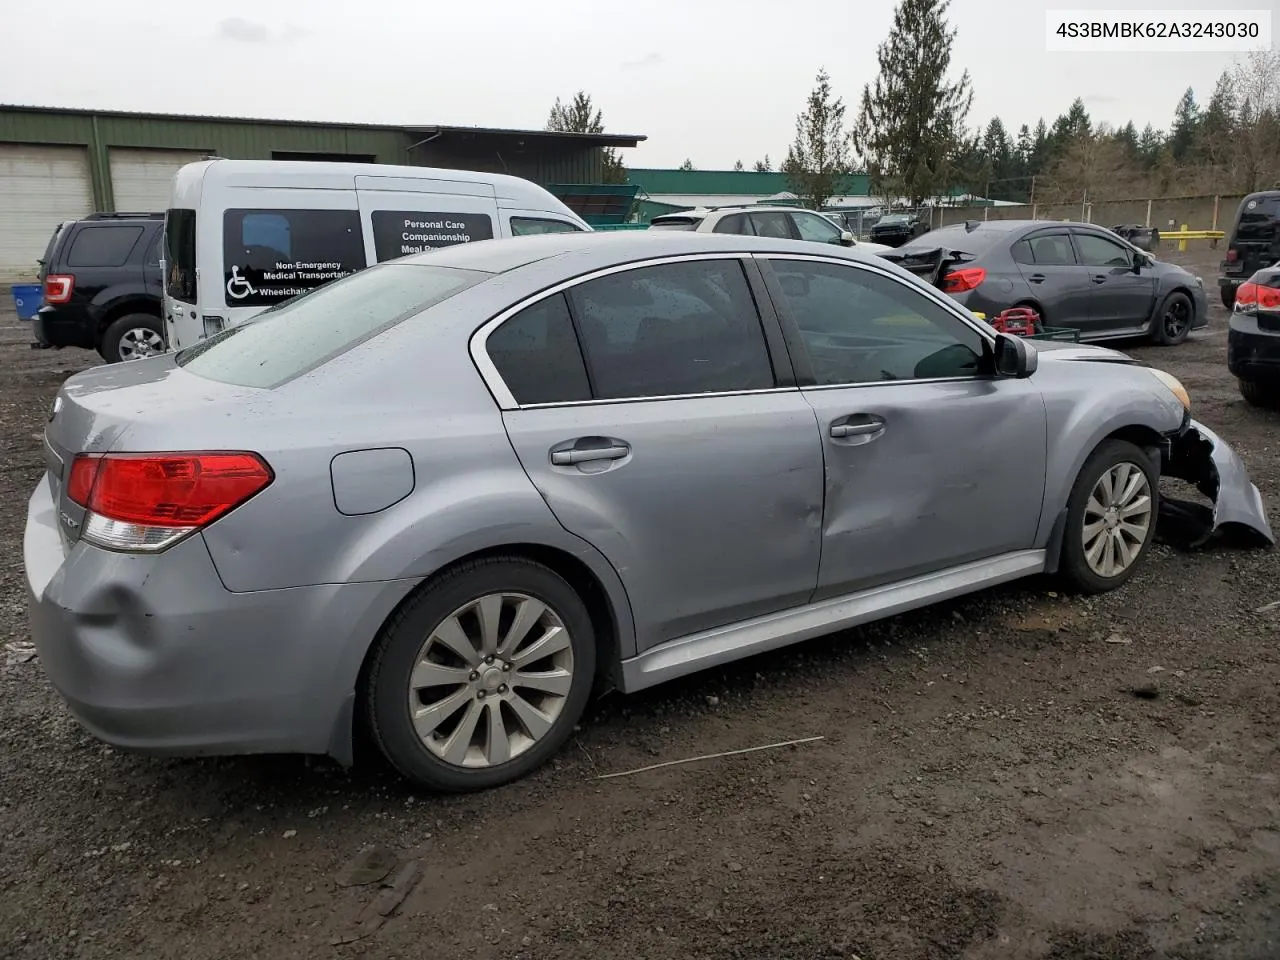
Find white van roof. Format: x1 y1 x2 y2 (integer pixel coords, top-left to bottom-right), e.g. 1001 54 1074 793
172 158 577 209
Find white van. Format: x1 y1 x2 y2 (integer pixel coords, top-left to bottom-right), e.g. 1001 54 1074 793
162 159 591 350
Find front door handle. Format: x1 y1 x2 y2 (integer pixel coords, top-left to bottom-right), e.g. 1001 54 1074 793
830 417 885 439
1092 274 1107 284
550 441 630 466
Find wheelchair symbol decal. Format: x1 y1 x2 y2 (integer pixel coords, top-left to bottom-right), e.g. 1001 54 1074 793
226 266 256 300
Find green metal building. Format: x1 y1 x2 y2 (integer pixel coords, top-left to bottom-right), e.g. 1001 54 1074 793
626 168 874 222
0 104 645 281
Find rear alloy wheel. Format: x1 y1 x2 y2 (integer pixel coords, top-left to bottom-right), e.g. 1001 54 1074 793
365 557 595 792
1153 291 1193 345
101 313 164 363
1059 440 1158 594
1239 378 1280 409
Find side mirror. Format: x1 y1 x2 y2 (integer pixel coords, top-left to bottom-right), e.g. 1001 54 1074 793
993 333 1038 379
1132 252 1150 271
839 231 855 246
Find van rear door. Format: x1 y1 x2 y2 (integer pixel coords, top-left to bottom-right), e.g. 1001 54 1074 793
355 176 501 264
1228 193 1280 277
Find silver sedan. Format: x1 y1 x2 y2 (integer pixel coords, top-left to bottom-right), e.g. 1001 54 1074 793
24 231 1273 791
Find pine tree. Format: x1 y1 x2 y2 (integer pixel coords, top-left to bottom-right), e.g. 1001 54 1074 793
546 91 626 183
1137 124 1164 168
782 68 855 209
733 159 745 171
1168 88 1200 161
854 0 973 205
678 158 696 171
980 117 1012 195
753 155 773 172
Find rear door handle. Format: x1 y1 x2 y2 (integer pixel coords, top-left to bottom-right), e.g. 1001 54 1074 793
1028 273 1046 284
550 443 630 466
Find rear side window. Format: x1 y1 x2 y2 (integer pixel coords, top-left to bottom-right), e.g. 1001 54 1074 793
486 294 591 404
165 208 198 302
369 210 495 262
509 217 584 237
569 259 775 400
223 208 368 308
712 213 752 235
1023 233 1077 265
67 225 143 268
179 263 487 389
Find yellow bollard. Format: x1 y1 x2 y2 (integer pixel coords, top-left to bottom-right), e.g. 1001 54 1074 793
1178 224 1188 252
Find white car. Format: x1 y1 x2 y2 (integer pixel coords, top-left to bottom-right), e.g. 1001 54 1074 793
649 205 893 255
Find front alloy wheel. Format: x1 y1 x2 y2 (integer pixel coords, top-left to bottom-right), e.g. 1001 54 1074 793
1081 462 1153 578
1059 439 1158 593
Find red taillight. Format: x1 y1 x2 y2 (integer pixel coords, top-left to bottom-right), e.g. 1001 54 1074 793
1225 249 1239 263
942 267 987 293
43 274 74 304
66 452 272 551
1236 281 1280 312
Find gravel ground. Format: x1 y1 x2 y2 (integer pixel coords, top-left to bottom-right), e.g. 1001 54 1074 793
2 247 1279 960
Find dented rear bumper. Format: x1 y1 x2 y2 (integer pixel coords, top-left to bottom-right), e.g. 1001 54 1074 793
1159 419 1275 549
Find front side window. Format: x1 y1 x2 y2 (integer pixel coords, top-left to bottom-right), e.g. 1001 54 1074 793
486 293 591 405
1073 232 1132 268
68 225 143 268
509 217 584 237
569 259 775 400
791 211 842 244
769 258 986 385
164 208 197 302
223 208 368 308
181 263 487 389
369 210 495 262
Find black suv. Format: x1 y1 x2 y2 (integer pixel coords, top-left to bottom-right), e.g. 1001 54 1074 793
1219 190 1280 309
869 212 929 247
33 212 166 363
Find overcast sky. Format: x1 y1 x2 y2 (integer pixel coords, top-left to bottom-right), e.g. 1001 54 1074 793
0 0 1263 169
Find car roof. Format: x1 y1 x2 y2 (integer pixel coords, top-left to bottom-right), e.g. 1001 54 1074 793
396 230 888 274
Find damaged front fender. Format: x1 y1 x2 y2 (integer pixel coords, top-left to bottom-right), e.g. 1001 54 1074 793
1159 419 1275 549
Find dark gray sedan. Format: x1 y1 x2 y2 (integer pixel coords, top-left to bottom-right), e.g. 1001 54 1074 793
890 220 1210 345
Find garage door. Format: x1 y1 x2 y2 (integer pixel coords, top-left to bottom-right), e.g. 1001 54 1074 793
109 148 207 213
0 144 94 282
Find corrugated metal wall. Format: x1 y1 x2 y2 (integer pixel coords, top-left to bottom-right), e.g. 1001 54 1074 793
0 108 611 210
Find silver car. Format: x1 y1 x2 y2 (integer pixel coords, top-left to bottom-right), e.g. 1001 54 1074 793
24 232 1273 792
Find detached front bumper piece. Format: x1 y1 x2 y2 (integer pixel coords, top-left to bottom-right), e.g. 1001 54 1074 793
1159 419 1275 549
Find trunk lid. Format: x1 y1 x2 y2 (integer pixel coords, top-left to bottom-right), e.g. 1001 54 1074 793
44 356 268 545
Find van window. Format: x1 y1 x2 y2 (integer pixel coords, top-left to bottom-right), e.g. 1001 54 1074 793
223 208 367 308
509 217 584 237
179 263 487 389
165 209 198 302
370 210 495 262
1236 194 1280 242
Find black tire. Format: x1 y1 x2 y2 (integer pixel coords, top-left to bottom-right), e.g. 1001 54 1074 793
1221 286 1236 311
1239 378 1280 409
1059 439 1159 595
364 556 596 792
100 313 164 363
1152 291 1193 345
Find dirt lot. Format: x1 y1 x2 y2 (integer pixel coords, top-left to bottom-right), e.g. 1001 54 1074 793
2 246 1279 960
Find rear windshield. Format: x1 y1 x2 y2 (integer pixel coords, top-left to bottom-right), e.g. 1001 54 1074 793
895 223 1003 255
649 219 701 231
165 208 197 302
1235 194 1280 242
176 263 487 389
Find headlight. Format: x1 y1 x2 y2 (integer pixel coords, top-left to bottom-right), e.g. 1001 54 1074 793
1150 368 1190 410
